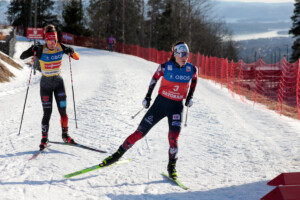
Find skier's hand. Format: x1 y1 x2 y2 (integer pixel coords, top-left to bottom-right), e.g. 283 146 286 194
32 45 40 52
185 95 193 107
142 96 151 109
71 52 80 60
64 46 75 55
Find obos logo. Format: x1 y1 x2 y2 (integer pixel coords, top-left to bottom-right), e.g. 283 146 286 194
51 54 62 60
175 75 190 80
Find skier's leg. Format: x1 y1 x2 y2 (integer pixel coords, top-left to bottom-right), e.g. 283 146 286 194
121 97 166 150
101 96 166 166
54 78 75 144
167 102 183 179
40 87 53 150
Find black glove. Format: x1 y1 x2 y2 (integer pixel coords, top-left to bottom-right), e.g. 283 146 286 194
64 46 74 55
142 96 151 109
185 95 193 107
32 45 40 52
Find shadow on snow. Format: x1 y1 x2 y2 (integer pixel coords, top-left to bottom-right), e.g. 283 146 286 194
106 180 271 200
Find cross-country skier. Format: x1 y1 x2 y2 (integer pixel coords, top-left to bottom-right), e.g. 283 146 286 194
100 41 198 180
107 35 115 52
20 24 80 150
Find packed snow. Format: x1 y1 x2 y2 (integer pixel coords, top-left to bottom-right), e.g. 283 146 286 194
0 38 300 200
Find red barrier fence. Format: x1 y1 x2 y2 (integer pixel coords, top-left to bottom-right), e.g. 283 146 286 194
199 56 300 119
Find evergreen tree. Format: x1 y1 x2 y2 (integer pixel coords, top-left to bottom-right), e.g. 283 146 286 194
7 0 32 27
7 0 59 29
36 0 59 28
146 0 164 48
87 0 110 38
156 0 181 51
86 0 238 59
223 40 238 62
117 0 143 44
289 0 300 62
88 0 143 44
62 0 90 36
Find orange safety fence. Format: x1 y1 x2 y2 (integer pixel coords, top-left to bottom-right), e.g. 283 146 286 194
200 56 300 120
14 27 300 120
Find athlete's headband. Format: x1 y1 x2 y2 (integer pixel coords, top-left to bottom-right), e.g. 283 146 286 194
173 43 189 57
45 32 58 41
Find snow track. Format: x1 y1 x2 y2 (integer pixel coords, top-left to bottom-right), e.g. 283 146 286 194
0 40 299 199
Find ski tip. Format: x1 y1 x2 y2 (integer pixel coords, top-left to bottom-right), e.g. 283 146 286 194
115 158 131 164
162 172 189 190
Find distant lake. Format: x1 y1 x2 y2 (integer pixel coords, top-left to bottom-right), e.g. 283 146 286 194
233 29 291 41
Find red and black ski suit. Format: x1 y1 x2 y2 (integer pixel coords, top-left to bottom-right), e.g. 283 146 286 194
121 60 198 160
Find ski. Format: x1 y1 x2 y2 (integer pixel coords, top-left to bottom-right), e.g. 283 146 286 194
29 145 51 160
162 172 189 190
64 159 131 178
48 141 107 153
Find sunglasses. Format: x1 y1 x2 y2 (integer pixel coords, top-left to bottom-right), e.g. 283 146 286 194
175 52 189 58
46 39 57 45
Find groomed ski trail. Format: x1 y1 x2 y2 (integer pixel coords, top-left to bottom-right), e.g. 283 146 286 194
0 41 299 200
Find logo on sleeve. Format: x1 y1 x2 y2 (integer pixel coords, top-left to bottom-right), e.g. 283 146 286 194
173 114 180 120
43 96 49 102
60 100 67 108
145 115 154 125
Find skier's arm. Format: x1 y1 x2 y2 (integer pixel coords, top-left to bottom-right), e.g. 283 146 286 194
142 64 164 109
20 45 43 60
61 43 80 60
20 46 34 60
146 64 164 98
185 66 198 107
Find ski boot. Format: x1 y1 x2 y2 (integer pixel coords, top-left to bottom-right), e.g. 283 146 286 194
62 127 76 144
167 159 178 180
100 146 126 167
39 125 49 151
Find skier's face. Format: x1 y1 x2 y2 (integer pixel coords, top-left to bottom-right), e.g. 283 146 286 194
46 39 57 50
175 52 189 67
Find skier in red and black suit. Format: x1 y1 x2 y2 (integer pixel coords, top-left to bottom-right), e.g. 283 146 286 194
20 24 80 150
100 41 198 180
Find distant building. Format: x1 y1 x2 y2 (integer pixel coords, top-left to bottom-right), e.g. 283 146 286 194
0 26 16 57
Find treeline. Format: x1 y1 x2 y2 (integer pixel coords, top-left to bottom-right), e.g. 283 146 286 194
6 0 238 61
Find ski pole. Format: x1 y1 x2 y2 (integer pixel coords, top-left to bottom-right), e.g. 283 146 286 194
18 53 35 135
184 107 189 127
69 55 78 128
33 40 36 75
131 108 144 119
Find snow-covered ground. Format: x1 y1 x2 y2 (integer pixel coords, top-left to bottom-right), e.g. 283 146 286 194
0 39 300 200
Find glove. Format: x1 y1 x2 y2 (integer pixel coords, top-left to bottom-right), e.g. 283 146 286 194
64 46 75 55
185 95 193 107
142 96 151 109
32 45 40 52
